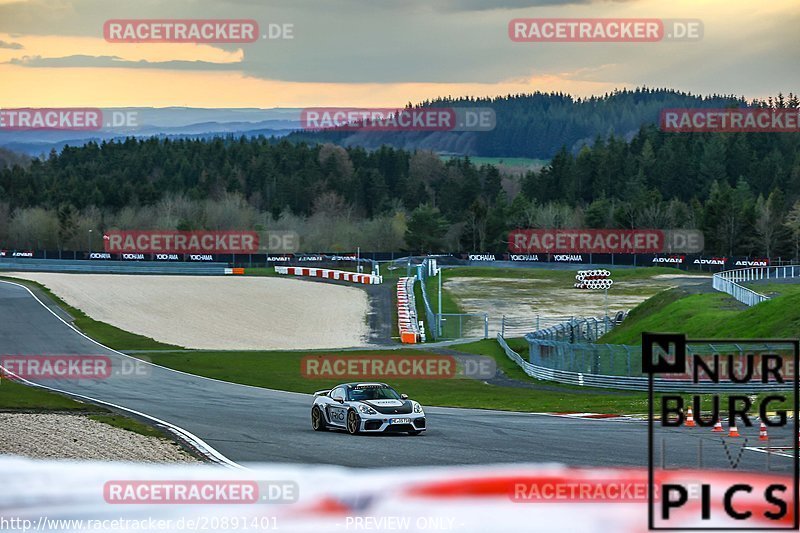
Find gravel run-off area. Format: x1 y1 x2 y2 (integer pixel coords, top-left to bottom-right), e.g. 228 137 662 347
445 273 710 337
0 413 199 462
5 273 371 350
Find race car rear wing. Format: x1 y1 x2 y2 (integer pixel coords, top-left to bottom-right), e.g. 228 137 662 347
313 389 330 397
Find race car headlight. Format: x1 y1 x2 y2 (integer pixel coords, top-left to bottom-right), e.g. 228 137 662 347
358 404 377 415
413 402 424 414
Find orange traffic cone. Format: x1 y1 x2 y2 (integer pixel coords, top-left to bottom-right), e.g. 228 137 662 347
712 420 723 432
685 406 696 427
759 421 769 441
728 422 740 438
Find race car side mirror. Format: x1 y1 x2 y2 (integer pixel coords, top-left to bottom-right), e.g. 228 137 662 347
334 397 344 403
401 394 408 400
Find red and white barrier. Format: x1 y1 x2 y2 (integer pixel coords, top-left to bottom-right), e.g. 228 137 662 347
398 277 421 343
6 457 790 532
274 266 382 285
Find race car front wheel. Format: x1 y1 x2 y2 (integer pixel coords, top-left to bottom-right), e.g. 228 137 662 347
311 406 327 431
346 410 360 435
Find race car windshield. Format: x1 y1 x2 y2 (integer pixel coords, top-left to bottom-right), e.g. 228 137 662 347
348 386 402 401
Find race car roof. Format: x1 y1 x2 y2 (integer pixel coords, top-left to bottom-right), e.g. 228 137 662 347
344 382 389 389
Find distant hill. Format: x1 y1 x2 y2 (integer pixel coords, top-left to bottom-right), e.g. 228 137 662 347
0 107 302 156
287 88 748 159
0 91 754 159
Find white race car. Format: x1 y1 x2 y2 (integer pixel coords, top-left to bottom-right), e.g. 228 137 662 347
311 382 426 435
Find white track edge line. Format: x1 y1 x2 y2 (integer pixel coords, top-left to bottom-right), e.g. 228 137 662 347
0 279 256 468
0 366 244 469
0 278 309 398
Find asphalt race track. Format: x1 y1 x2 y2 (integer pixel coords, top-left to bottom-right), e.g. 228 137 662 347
0 280 794 472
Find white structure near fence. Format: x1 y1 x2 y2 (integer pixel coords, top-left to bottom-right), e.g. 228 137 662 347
712 265 800 306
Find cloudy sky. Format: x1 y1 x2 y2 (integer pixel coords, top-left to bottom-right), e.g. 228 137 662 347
0 0 796 108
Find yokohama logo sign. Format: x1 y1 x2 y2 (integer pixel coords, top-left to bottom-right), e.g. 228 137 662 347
104 231 259 254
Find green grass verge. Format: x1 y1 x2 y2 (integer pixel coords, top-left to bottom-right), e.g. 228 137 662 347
245 266 361 277
0 276 181 351
600 286 800 345
0 378 168 438
88 414 166 438
135 344 649 413
742 283 800 299
424 268 464 314
242 267 281 277
0 377 105 411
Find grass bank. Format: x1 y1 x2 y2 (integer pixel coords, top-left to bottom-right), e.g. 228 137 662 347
600 286 800 345
134 343 649 413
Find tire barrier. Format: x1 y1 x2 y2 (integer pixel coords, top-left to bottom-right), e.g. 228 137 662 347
397 277 421 343
274 266 382 284
574 269 613 290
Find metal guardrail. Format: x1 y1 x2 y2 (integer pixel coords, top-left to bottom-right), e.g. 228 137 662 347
437 313 489 339
0 258 230 275
499 316 568 338
498 334 794 392
712 265 800 306
417 260 440 340
526 313 627 343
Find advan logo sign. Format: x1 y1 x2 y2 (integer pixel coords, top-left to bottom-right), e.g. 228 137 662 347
652 256 685 264
694 257 727 266
735 259 769 267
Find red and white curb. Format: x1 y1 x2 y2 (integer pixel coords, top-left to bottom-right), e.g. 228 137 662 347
274 266 381 284
535 412 636 421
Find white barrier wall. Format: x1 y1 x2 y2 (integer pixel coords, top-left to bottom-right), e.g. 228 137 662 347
397 276 420 343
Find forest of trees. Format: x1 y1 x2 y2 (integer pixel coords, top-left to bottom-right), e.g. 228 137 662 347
0 94 799 256
287 87 794 158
